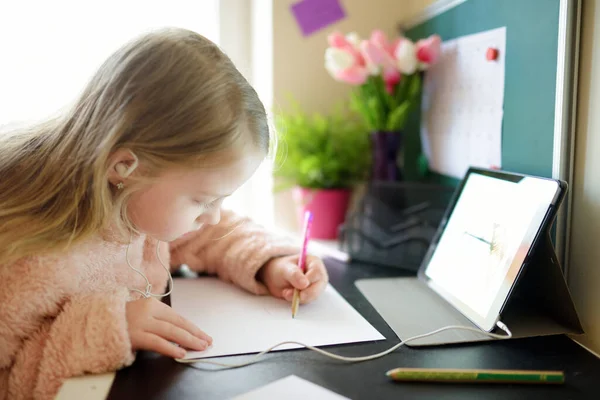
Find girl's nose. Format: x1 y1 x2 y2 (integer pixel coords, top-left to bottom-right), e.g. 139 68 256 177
198 207 221 226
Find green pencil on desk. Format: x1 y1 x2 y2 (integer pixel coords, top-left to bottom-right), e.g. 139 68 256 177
386 368 565 384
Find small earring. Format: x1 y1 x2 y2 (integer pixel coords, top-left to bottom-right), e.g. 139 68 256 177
117 182 124 190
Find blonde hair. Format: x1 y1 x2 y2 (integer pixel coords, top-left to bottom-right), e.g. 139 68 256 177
0 28 270 264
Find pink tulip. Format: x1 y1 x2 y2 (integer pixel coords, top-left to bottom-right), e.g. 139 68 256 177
370 30 389 50
386 80 398 95
395 38 418 74
327 31 365 66
327 31 351 49
389 38 402 58
325 47 369 85
345 32 361 49
371 30 405 59
325 47 355 71
416 34 441 65
335 66 369 85
360 40 400 85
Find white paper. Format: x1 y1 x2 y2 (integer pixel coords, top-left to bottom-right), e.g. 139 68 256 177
421 27 506 178
232 375 350 400
170 278 384 359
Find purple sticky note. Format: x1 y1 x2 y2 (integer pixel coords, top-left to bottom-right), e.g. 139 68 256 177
291 0 346 37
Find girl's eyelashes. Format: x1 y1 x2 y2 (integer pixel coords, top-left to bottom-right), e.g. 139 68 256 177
193 198 218 209
202 201 216 210
193 194 229 209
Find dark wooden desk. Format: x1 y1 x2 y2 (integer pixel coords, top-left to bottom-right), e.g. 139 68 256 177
108 258 600 400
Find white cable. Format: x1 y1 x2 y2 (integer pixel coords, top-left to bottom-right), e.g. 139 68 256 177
126 236 173 299
175 321 512 368
120 229 511 368
155 240 174 297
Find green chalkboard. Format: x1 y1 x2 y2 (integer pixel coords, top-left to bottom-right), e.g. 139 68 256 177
403 0 560 184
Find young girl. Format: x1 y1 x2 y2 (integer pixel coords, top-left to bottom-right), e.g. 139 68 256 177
0 28 329 399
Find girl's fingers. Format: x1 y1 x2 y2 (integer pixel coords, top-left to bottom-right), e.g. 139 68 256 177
300 279 327 304
156 304 213 344
280 259 328 303
283 265 310 289
280 266 328 303
305 263 327 284
282 288 294 301
150 320 208 352
136 332 188 359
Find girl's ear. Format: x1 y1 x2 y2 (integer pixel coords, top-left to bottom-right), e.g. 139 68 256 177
107 149 139 186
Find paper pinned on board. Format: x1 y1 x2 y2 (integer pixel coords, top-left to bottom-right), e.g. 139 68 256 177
170 278 384 360
421 27 506 179
233 375 350 400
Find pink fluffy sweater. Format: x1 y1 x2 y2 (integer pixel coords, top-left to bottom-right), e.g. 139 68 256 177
0 211 297 399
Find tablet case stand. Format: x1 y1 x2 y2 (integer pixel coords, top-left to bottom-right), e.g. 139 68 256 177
355 231 584 346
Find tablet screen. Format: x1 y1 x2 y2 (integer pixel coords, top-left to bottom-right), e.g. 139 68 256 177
422 170 561 331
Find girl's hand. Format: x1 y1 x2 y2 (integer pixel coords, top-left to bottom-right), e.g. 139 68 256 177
258 255 328 304
125 297 212 358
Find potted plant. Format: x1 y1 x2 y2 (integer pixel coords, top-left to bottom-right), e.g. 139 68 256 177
324 30 441 181
274 102 370 239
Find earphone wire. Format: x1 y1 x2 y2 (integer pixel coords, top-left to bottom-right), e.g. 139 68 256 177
175 321 512 368
126 233 173 299
117 151 173 299
210 219 246 241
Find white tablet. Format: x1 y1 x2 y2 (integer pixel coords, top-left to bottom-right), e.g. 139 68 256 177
418 168 566 332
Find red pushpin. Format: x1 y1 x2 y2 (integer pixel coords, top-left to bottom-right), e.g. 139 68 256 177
490 165 500 170
486 47 499 61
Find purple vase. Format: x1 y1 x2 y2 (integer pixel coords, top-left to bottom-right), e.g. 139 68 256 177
371 131 403 181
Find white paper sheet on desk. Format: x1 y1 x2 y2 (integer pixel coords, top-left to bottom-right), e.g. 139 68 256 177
170 278 384 359
233 375 350 400
421 27 506 179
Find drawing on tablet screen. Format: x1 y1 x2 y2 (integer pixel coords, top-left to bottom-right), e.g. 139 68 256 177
463 220 508 289
490 222 506 260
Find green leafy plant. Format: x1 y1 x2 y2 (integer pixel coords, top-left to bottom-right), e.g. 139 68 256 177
273 101 370 190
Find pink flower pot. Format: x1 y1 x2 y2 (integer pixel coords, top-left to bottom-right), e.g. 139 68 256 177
293 187 352 239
